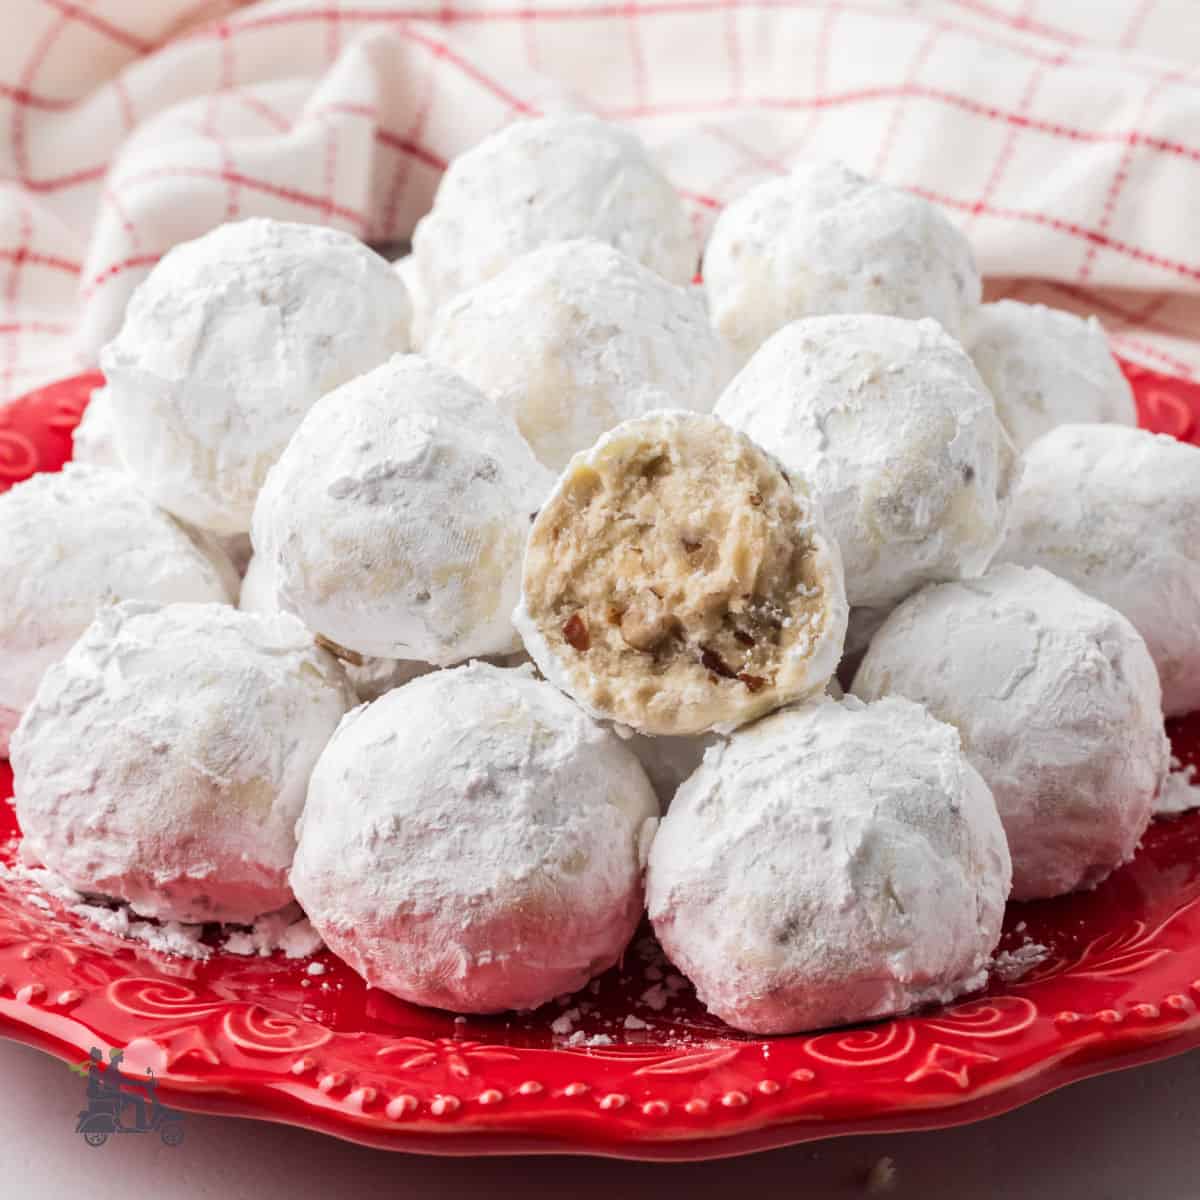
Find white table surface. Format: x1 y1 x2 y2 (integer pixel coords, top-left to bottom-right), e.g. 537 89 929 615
4 1035 1197 1199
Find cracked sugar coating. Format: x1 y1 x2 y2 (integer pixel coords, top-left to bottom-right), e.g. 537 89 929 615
425 239 735 471
290 662 659 1013
237 553 435 703
852 565 1169 900
966 301 1136 451
646 696 1011 1034
715 315 1018 609
0 464 234 756
411 116 696 319
100 218 411 535
704 161 981 360
252 354 553 665
997 423 1200 717
11 601 355 924
514 411 848 736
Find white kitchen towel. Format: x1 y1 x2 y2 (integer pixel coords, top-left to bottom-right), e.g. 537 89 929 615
2 0 1199 402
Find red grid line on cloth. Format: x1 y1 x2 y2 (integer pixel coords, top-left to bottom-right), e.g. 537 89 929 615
1077 65 1192 283
942 0 1082 45
3 202 34 395
78 252 177 301
1045 281 1196 346
233 90 291 132
41 0 154 55
1121 0 1159 49
0 320 72 335
205 29 241 224
965 60 1048 232
872 18 947 177
112 76 136 134
10 2 78 183
0 248 81 274
723 0 743 103
1108 331 1194 375
911 185 1200 284
379 54 438 239
109 165 370 228
625 3 650 111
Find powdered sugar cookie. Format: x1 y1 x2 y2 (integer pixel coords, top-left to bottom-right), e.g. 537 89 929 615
966 301 1136 451
0 464 234 756
715 315 1017 609
853 565 1169 899
101 218 411 535
997 423 1200 717
425 239 734 470
411 116 696 320
704 162 980 360
252 355 552 665
11 601 355 923
647 696 1010 1034
514 411 847 736
291 662 659 1013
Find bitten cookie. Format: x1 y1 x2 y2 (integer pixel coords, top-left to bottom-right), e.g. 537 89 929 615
514 411 847 735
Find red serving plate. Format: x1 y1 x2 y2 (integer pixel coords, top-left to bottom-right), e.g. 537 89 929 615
1 366 1199 1160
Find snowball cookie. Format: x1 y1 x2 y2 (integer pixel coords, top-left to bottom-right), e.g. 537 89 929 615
100 218 412 535
411 115 696 320
647 696 1010 1034
0 464 234 756
966 301 1136 451
853 565 1168 900
716 315 1017 609
997 424 1200 717
291 662 659 1013
12 601 354 923
253 354 552 664
425 239 735 471
515 411 847 736
238 553 434 703
704 161 981 361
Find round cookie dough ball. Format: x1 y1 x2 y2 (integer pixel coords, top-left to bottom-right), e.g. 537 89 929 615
997 424 1200 717
715 315 1017 610
0 464 234 756
238 553 434 703
11 601 355 923
647 696 1010 1034
425 239 735 471
291 662 659 1013
966 301 1136 451
704 161 981 360
514 411 848 736
852 565 1168 900
253 354 552 665
411 115 696 319
100 218 412 535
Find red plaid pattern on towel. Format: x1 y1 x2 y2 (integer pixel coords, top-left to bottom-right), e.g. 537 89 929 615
1 0 1199 402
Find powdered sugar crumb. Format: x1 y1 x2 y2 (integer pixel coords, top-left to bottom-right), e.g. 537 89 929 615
991 940 1050 983
1157 758 1200 817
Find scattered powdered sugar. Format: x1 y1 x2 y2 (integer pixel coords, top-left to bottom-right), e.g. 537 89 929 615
220 904 324 959
306 961 327 977
72 901 211 960
990 940 1051 983
551 1007 582 1036
623 1014 648 1031
566 1031 614 1047
1157 758 1200 817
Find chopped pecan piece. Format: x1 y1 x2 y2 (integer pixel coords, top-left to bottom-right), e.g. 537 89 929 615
562 613 590 652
